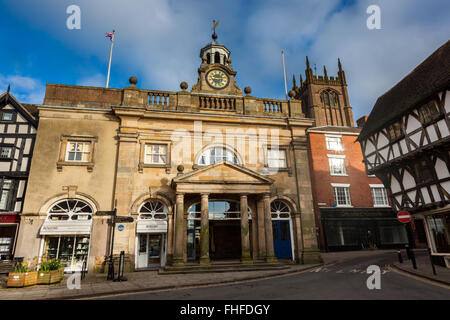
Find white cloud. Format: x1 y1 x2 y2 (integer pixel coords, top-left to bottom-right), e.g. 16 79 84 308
76 73 106 87
0 74 45 104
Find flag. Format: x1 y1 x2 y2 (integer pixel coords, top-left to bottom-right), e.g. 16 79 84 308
106 31 114 41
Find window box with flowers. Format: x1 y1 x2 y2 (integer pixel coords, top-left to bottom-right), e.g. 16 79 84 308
7 259 38 287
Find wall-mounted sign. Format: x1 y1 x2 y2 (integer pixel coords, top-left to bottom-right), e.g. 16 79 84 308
117 224 125 231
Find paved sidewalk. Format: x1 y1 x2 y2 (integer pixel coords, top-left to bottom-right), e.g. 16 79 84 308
0 249 398 300
392 251 450 286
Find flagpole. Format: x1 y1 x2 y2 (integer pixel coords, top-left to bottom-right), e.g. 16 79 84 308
282 50 288 100
106 30 115 88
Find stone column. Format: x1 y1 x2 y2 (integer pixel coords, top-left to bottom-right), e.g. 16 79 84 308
257 198 266 259
173 193 184 266
166 212 174 265
200 193 210 265
240 195 252 264
263 194 277 263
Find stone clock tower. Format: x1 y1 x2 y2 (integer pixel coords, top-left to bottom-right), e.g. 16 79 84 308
191 30 243 96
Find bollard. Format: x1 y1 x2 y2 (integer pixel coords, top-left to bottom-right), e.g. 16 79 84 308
114 251 127 282
397 250 403 264
405 245 411 260
410 248 417 269
81 260 87 280
427 247 437 276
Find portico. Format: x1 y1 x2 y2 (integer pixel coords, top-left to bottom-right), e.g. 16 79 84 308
170 161 277 266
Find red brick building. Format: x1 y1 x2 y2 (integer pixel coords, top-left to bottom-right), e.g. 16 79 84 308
292 58 409 251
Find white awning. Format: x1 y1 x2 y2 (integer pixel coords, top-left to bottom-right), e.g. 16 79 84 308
40 220 92 235
136 220 167 233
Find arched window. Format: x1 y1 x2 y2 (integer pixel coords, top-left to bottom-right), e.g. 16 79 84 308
321 90 338 107
214 52 220 64
206 53 211 64
270 200 291 219
47 199 93 221
139 200 168 220
198 146 239 166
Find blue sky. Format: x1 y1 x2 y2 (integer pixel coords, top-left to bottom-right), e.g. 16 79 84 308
1 0 449 121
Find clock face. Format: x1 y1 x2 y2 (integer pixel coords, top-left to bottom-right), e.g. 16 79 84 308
206 69 229 89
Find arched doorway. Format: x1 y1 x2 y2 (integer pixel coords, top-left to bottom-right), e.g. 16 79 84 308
271 200 293 259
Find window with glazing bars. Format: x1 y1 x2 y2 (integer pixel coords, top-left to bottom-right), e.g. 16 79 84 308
333 186 351 206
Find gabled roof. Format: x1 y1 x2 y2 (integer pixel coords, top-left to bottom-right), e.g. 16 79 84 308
172 161 274 185
358 40 450 141
0 92 38 128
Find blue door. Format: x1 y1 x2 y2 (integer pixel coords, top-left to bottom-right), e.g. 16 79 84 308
272 220 292 259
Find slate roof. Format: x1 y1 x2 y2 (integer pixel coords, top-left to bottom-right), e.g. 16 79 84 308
358 40 450 141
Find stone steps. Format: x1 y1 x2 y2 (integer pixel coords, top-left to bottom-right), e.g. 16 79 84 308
159 262 290 275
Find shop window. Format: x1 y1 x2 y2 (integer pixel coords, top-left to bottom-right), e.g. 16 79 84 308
332 185 352 207
427 214 450 253
43 236 90 270
198 146 239 166
326 136 343 151
328 156 346 176
144 144 167 165
267 149 287 169
371 187 389 207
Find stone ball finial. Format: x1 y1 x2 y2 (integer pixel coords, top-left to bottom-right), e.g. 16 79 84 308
202 56 207 64
177 164 184 173
180 81 188 91
244 86 252 95
226 58 232 64
129 76 138 86
288 90 296 99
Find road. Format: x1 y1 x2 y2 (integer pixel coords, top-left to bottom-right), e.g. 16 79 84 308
94 252 449 300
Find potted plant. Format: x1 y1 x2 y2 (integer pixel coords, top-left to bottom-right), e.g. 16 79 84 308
37 259 51 285
7 260 38 288
49 259 64 284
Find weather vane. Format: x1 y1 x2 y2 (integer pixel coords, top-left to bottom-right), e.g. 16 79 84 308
212 20 219 33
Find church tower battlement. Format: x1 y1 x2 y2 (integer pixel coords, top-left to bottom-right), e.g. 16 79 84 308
293 57 354 127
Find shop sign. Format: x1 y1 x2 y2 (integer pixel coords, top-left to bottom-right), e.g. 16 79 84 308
136 220 167 233
40 220 92 235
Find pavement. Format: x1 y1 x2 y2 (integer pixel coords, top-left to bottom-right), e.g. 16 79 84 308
391 249 450 286
0 249 446 300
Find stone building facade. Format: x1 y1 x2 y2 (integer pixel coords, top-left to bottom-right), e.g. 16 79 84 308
14 32 322 272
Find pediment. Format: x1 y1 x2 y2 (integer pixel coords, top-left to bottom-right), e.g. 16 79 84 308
172 161 273 185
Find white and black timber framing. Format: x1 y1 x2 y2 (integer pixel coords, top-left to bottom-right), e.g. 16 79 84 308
358 40 450 214
0 90 37 214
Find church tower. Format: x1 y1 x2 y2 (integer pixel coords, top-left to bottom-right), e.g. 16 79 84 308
293 57 355 127
191 27 243 96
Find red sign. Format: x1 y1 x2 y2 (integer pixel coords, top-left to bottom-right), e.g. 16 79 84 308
397 211 412 223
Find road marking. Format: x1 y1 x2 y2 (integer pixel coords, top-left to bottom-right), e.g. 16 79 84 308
388 266 450 290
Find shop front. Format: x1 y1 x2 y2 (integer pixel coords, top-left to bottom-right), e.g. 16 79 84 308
0 213 19 260
135 200 168 269
38 199 93 272
320 207 408 251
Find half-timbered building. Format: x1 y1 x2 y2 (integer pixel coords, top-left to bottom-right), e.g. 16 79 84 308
0 89 37 262
358 40 450 268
